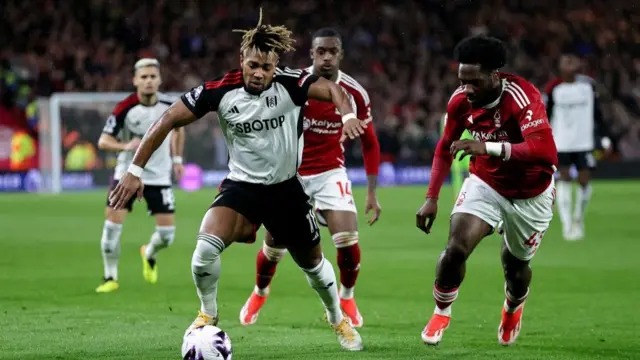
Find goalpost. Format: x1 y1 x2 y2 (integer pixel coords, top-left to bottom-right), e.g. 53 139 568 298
39 92 186 194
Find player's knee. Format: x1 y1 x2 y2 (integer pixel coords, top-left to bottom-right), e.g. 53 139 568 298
156 226 176 247
332 231 358 249
262 241 287 262
192 233 226 272
502 251 530 280
443 241 472 264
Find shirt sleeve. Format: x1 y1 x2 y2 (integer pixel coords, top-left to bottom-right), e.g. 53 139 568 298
181 83 225 118
350 86 380 175
426 98 466 199
505 97 557 163
275 67 320 106
102 113 125 137
517 100 552 137
102 97 136 137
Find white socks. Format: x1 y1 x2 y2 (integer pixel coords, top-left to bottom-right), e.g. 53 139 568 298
191 234 225 317
303 258 343 326
573 184 592 224
556 180 592 234
340 286 355 300
100 220 123 280
145 225 176 260
555 181 572 232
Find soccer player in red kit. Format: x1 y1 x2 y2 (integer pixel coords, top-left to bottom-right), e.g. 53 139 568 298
416 36 558 346
240 28 381 328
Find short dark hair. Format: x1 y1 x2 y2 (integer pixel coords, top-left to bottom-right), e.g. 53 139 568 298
312 28 342 42
453 35 508 72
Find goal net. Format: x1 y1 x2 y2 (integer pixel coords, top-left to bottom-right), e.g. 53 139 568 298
37 92 229 194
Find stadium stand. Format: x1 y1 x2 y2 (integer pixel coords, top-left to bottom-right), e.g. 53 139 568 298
2 0 640 163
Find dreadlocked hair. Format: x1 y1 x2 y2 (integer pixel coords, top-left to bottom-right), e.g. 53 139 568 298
233 8 296 56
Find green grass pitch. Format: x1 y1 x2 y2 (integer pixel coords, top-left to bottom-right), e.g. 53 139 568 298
1 181 639 359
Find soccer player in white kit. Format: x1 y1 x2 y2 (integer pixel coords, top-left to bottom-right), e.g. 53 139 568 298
108 11 367 351
544 49 612 241
240 28 381 329
96 58 185 293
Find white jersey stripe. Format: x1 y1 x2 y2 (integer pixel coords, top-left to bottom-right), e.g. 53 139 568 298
506 82 530 106
340 73 371 104
448 87 465 104
504 88 525 109
276 68 303 77
277 72 301 78
506 85 527 107
340 77 370 105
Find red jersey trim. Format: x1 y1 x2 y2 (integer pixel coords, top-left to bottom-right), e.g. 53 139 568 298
113 93 139 116
206 71 243 90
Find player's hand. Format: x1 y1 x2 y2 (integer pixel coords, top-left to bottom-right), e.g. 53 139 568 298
416 198 438 234
108 172 144 210
365 192 382 225
173 163 185 182
450 139 487 160
125 137 142 152
340 118 367 143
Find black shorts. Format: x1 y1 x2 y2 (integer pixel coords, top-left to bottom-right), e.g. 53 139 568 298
557 151 596 170
106 180 175 215
211 177 320 249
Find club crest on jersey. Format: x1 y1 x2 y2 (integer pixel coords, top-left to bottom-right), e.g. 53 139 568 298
303 118 311 130
193 85 203 100
493 110 501 127
265 96 278 109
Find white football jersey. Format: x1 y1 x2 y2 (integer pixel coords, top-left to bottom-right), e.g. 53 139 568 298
102 92 175 185
545 75 599 152
181 67 319 185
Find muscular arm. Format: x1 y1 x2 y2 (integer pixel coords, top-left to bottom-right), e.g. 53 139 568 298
307 78 356 117
132 101 197 168
426 114 465 199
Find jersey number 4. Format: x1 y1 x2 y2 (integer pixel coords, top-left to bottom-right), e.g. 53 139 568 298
523 230 545 252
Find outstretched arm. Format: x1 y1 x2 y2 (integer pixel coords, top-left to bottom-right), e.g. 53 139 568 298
109 101 198 210
131 101 197 169
427 114 465 200
416 112 464 234
308 78 355 118
307 78 366 141
110 81 221 209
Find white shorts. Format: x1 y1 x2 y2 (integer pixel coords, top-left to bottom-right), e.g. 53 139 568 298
452 174 555 261
301 168 357 225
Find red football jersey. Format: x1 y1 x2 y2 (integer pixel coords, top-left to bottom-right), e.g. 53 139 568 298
298 69 380 176
444 73 558 198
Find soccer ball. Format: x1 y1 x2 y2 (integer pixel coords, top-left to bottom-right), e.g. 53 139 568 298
181 325 232 360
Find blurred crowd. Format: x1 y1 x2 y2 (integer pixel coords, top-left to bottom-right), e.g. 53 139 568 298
2 0 640 166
